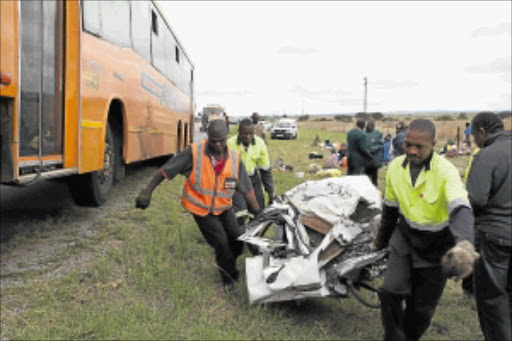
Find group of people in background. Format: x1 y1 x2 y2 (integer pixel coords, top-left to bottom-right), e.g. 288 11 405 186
345 119 407 186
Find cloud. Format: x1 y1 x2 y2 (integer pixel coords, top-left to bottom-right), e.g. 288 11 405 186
371 79 418 89
472 22 511 37
277 46 319 55
197 89 252 96
465 57 512 74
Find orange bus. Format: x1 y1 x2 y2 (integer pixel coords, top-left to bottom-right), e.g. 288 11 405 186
0 0 195 206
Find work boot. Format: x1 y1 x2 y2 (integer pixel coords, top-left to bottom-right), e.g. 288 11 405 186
223 279 239 294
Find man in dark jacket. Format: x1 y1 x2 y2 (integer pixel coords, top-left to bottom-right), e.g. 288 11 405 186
347 119 373 175
393 121 406 157
467 111 511 341
364 120 384 185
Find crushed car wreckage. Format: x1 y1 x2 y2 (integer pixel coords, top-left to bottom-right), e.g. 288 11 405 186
239 175 389 305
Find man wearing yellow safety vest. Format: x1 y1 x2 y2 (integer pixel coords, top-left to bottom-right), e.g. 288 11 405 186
227 119 274 226
372 119 478 341
135 120 261 293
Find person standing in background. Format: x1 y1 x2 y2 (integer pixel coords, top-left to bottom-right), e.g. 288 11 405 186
464 122 472 147
364 120 384 185
467 111 511 341
393 121 406 157
382 134 393 164
251 112 266 143
347 119 373 175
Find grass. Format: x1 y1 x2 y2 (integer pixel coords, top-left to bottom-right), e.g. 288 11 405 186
0 121 485 340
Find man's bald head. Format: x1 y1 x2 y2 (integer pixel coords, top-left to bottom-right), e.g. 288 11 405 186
208 119 228 139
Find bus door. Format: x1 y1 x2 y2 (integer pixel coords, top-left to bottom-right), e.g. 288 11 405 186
19 0 64 174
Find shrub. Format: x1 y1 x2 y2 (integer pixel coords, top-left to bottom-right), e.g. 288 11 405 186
297 114 310 121
334 114 353 123
457 113 468 120
435 114 454 121
371 112 384 120
355 112 371 120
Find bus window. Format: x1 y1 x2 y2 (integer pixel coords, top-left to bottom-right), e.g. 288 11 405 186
150 8 165 74
131 1 151 63
20 0 42 156
101 1 131 48
41 0 64 155
20 0 63 157
82 0 101 36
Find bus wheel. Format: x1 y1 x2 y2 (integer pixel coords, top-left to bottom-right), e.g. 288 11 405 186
113 125 125 182
69 125 115 206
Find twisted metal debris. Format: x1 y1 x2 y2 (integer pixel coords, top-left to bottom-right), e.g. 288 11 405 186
239 175 389 305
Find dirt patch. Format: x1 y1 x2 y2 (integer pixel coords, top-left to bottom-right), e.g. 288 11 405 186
0 163 159 291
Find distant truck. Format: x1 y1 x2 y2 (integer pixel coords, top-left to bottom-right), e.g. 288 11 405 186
201 104 226 131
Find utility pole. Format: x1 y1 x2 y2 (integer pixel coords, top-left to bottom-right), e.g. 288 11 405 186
363 77 368 113
301 97 304 115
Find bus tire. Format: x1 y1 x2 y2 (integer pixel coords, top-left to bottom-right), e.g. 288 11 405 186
69 125 115 206
113 125 125 182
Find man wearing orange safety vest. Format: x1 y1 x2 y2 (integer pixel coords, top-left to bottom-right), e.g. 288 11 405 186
135 120 261 293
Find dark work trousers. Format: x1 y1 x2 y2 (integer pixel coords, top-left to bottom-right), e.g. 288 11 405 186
233 173 265 227
192 209 244 285
348 161 365 175
365 166 379 186
473 231 511 341
379 249 447 341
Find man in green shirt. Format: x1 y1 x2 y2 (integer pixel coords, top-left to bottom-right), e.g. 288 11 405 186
347 119 373 175
227 119 274 226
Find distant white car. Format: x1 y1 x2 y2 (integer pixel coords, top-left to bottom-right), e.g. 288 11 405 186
270 119 297 139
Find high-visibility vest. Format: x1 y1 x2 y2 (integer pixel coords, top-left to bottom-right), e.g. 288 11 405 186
464 147 480 185
226 135 270 176
182 140 240 216
384 153 470 231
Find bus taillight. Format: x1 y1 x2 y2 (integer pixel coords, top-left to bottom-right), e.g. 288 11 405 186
0 72 12 85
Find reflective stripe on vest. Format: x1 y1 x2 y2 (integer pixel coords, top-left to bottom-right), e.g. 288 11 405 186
182 140 239 216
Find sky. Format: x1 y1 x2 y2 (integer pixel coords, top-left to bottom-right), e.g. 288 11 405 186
158 1 511 117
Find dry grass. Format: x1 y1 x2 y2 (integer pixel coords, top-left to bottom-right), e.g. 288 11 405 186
300 116 512 143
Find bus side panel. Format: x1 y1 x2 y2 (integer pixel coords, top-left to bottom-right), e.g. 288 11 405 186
0 1 18 99
63 0 80 169
79 34 109 173
0 0 19 182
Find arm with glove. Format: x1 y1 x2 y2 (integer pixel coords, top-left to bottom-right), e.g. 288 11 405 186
135 147 192 210
440 166 479 280
441 205 479 280
236 161 261 215
135 170 165 209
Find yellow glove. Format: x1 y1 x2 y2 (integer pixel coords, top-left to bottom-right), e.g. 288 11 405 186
441 240 480 280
